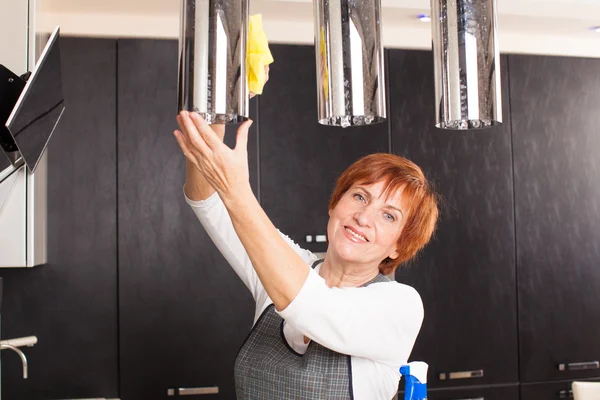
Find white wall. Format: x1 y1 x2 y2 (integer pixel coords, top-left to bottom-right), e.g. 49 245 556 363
0 0 29 72
37 6 600 59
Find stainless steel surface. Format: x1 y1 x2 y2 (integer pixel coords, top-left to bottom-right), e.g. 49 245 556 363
27 152 47 266
0 158 24 184
0 343 29 379
431 0 502 129
438 369 484 380
178 0 249 124
0 164 27 267
167 387 220 396
0 335 38 348
313 0 386 127
558 361 600 371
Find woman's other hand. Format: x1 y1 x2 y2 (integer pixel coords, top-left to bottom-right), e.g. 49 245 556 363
174 111 253 200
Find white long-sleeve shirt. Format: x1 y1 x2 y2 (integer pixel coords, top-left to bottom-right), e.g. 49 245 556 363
185 191 424 400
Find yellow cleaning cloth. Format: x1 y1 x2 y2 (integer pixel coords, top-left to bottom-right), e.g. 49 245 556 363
319 27 329 100
247 14 274 95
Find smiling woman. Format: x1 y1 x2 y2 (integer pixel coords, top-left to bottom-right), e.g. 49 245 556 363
327 153 439 276
173 110 439 400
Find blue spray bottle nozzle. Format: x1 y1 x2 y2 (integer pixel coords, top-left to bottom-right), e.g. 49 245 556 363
400 362 428 400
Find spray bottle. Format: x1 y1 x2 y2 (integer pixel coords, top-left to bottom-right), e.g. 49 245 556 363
400 362 428 400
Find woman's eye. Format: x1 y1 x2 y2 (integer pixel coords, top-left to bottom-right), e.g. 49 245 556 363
354 193 365 202
384 213 396 222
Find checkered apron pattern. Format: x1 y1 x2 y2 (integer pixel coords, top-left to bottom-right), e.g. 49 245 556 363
234 260 391 399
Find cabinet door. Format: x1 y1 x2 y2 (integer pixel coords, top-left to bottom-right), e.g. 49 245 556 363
510 55 600 382
117 39 257 400
389 50 518 388
258 44 391 253
0 38 119 400
521 382 570 400
424 384 519 400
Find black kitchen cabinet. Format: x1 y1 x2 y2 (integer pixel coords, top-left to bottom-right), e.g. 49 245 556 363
117 39 257 400
424 384 519 400
521 379 600 400
388 50 518 388
521 381 573 400
510 54 600 383
0 38 119 399
521 380 598 400
258 44 391 252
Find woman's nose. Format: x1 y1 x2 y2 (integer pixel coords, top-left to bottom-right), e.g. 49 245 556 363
354 207 375 227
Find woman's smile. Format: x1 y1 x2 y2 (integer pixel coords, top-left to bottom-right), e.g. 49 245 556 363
343 226 369 242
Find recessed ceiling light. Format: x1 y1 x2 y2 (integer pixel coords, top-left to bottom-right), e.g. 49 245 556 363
591 26 600 32
418 14 431 22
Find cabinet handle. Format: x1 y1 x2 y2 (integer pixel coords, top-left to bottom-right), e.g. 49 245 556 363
305 234 327 243
558 361 600 371
167 387 219 396
558 389 573 399
439 369 484 380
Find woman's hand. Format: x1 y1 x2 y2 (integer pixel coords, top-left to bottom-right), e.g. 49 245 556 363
174 111 253 201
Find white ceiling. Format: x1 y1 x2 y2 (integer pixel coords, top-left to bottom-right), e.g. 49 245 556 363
40 0 600 57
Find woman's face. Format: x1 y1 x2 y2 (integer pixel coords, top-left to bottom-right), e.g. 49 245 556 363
326 181 407 267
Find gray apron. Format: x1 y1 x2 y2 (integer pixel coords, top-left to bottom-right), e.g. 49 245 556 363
234 260 391 399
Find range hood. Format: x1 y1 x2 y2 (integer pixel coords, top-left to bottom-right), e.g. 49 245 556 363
1 27 64 174
0 0 64 268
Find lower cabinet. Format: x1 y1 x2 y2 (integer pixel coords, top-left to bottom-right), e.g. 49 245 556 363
521 381 575 400
521 379 600 400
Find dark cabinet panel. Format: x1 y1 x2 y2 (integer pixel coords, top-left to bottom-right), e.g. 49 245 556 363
258 44 391 252
117 39 256 400
521 381 572 400
510 55 600 382
521 380 600 400
389 50 517 388
424 384 519 400
0 38 119 399
521 382 571 400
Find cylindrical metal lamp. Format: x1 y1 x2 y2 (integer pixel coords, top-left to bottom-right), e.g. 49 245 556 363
313 0 386 128
178 0 249 124
431 0 502 130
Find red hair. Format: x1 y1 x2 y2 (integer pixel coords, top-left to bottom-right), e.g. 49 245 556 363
328 153 439 275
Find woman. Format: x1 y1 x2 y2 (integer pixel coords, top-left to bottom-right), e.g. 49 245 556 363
173 111 438 399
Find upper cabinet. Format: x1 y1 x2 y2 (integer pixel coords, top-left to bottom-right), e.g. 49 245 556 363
510 54 600 383
388 49 518 388
117 39 256 400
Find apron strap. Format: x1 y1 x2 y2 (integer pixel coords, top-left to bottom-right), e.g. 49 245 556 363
311 259 325 269
309 258 389 286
